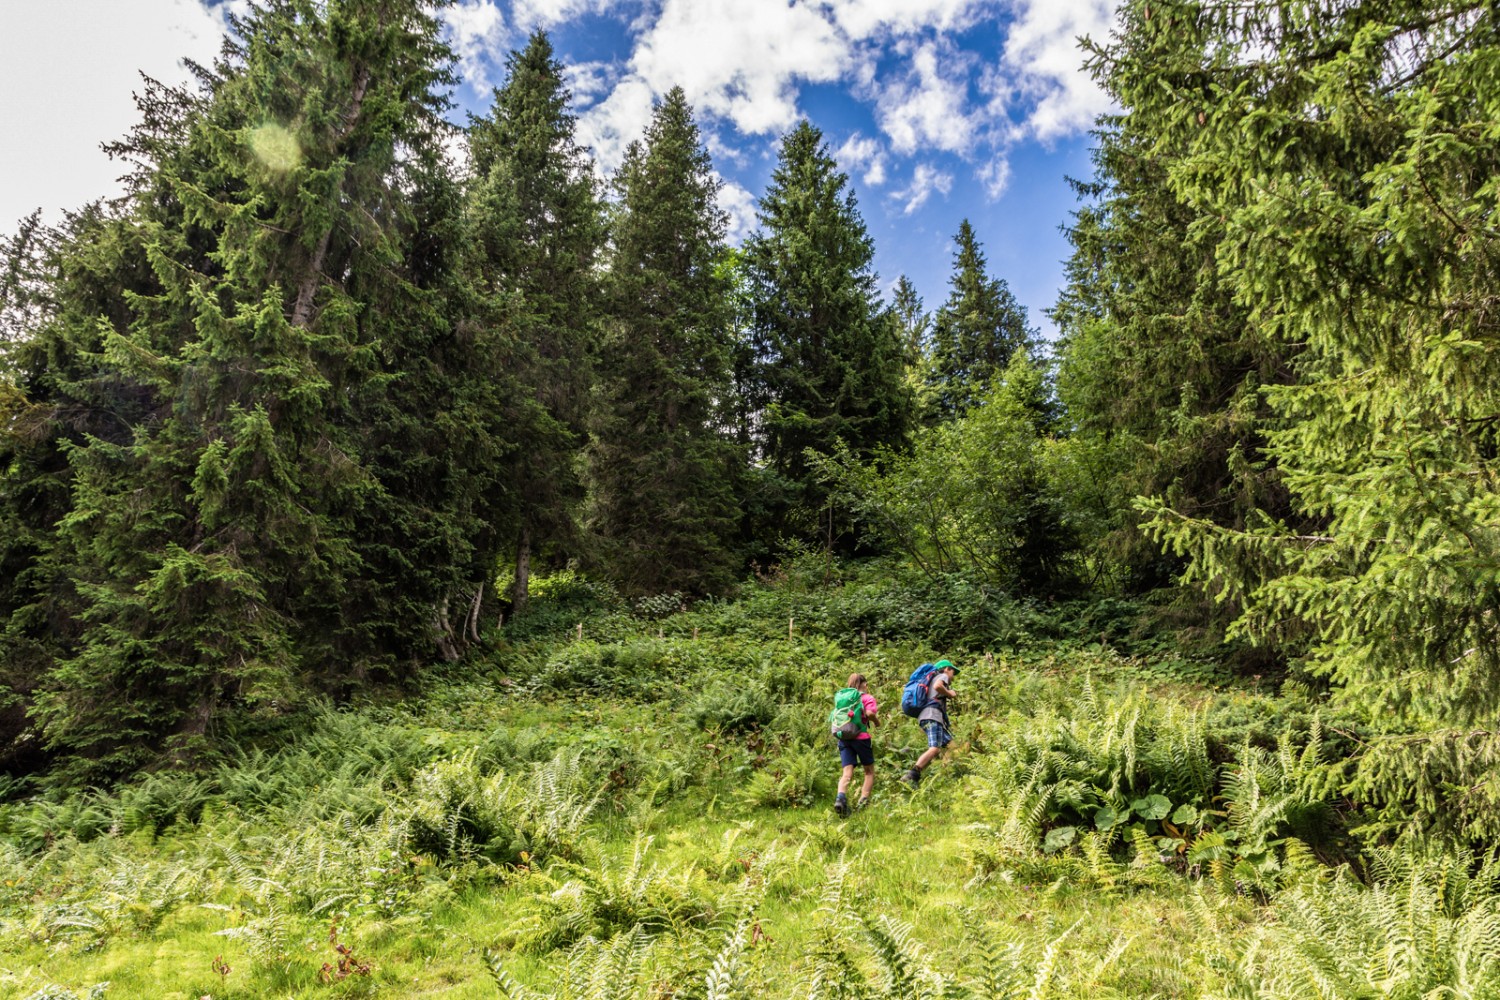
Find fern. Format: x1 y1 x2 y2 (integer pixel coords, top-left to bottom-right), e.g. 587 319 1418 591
502 837 718 954
1205 847 1500 999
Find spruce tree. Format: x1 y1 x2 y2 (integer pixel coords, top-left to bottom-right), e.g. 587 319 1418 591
1102 0 1500 732
1053 84 1297 595
0 204 159 767
464 31 603 611
587 88 740 596
6 0 471 772
889 274 930 366
925 220 1033 421
742 120 910 549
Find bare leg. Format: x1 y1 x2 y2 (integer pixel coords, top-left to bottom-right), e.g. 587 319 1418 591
838 764 855 796
914 746 941 771
860 764 875 800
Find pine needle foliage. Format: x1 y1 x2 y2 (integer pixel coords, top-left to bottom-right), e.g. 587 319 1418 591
741 120 911 550
588 87 741 596
1116 0 1500 735
924 220 1036 423
4 0 494 775
463 30 604 611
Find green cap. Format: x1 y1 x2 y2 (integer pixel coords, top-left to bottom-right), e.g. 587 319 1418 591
934 659 956 672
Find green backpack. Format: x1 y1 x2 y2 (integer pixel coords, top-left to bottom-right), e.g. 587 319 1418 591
829 687 866 741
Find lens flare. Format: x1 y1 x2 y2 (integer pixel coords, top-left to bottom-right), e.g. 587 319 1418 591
249 122 301 173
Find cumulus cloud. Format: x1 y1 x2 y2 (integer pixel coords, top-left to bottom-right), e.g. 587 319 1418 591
996 0 1116 142
580 0 1004 155
977 157 1011 200
626 0 850 136
567 0 1116 208
564 59 618 104
895 163 953 214
576 75 655 175
835 132 888 188
446 0 509 95
874 39 979 155
826 0 985 40
0 0 226 231
716 177 759 244
513 0 621 32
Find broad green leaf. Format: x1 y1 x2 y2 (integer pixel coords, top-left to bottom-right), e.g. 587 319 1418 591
1043 826 1078 854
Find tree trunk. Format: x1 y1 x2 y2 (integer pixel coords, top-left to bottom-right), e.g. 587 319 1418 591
290 63 371 330
513 523 531 613
433 595 461 662
466 582 484 644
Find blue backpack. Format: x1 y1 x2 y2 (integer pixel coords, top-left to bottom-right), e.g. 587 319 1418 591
900 663 937 717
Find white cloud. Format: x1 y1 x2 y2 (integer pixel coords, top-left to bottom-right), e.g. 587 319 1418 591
0 0 226 232
564 59 618 103
513 0 620 32
716 177 758 244
445 1 509 95
895 163 953 214
568 0 1117 210
874 39 978 155
626 0 850 136
826 0 985 40
835 132 888 188
576 75 655 175
977 158 1011 199
997 0 1116 141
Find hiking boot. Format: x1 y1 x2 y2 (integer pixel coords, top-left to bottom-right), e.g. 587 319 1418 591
899 768 922 786
856 797 870 811
834 793 849 818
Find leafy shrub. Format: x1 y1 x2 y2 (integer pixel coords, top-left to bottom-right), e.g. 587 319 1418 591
406 746 604 866
475 726 558 772
683 560 1060 649
738 746 826 809
501 838 719 953
633 592 687 620
766 702 829 751
533 639 699 702
1 789 116 851
971 682 1218 849
1214 849 1500 998
968 681 1341 894
501 572 628 643
687 681 777 733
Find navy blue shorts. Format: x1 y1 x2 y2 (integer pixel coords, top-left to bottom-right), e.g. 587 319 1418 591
838 739 874 767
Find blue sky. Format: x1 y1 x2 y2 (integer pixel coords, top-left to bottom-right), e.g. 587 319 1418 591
0 0 1119 339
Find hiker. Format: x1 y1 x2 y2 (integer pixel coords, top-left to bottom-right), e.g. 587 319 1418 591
903 659 958 785
831 672 878 817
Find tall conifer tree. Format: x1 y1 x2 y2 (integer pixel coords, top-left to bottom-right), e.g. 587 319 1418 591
889 274 930 367
1117 0 1500 734
926 220 1032 421
1053 86 1295 593
742 121 909 549
4 0 472 772
588 88 739 595
464 31 603 611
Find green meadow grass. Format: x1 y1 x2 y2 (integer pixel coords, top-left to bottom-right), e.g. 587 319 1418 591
2 635 1494 999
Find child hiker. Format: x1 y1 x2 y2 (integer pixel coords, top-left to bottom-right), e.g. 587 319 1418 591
902 660 958 786
831 672 879 817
